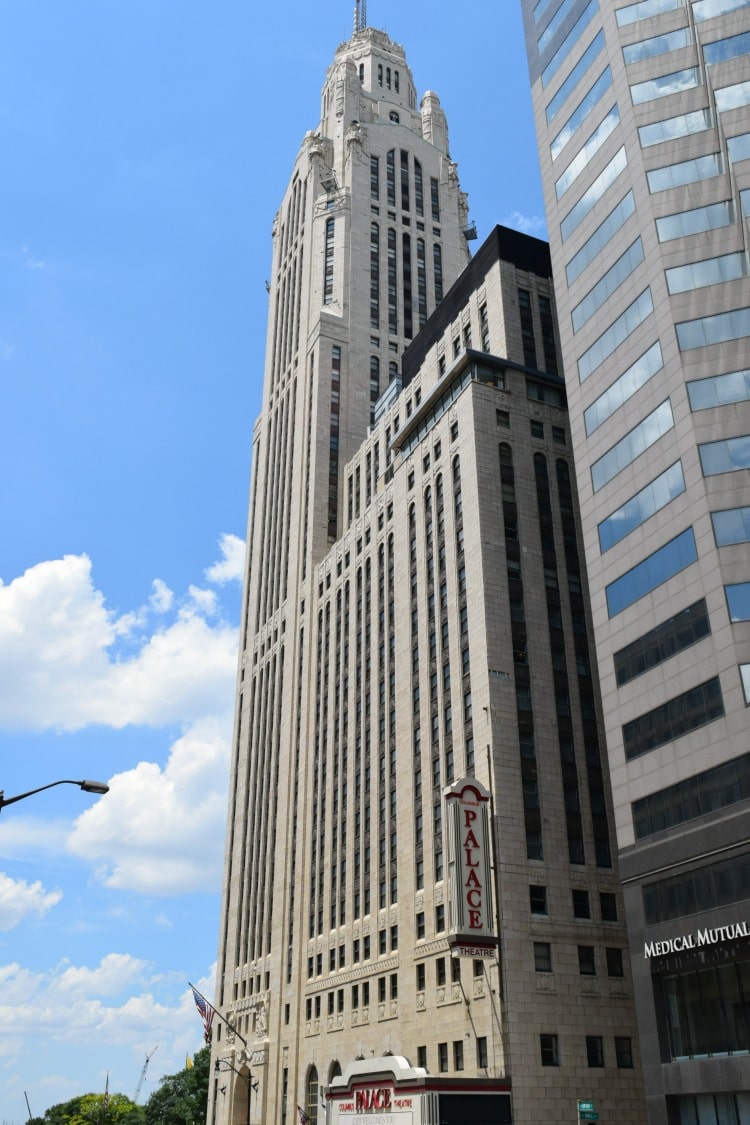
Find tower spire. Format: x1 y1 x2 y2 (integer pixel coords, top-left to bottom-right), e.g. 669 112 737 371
353 0 367 33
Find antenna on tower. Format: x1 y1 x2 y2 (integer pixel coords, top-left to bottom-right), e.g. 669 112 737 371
354 0 367 33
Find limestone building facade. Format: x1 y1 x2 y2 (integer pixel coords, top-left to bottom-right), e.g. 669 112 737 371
209 17 646 1125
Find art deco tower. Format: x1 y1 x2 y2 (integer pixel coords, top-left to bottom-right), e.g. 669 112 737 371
521 1 750 1122
210 11 646 1125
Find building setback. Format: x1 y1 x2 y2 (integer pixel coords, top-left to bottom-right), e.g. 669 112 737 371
209 14 647 1125
520 1 750 1123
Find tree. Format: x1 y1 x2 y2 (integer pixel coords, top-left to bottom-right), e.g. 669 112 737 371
142 1046 210 1125
28 1092 144 1125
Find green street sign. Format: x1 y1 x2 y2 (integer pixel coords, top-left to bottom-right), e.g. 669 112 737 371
579 1113 599 1121
578 1104 595 1112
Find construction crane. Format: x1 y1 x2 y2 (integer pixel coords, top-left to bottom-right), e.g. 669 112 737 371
133 1045 158 1104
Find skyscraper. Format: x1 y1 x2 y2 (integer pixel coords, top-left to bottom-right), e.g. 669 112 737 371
521 1 750 1122
210 13 646 1125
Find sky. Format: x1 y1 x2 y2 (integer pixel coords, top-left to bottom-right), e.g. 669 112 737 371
0 2 545 1119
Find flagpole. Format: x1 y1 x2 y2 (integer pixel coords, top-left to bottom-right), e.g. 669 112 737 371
188 981 249 1049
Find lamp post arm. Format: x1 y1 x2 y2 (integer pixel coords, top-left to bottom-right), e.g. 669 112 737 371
0 779 109 811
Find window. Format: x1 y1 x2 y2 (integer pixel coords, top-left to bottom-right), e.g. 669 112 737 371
555 105 621 201
530 885 548 914
598 462 685 552
727 583 750 621
496 408 510 428
566 190 635 285
661 956 750 1058
623 675 724 759
579 288 653 383
713 506 750 545
591 399 673 492
606 948 624 977
438 1042 448 1073
537 0 580 52
552 426 566 444
378 930 387 956
614 599 710 686
644 852 750 924
561 147 628 242
531 419 544 439
390 973 398 1000
586 1035 604 1067
630 68 700 105
704 31 750 66
700 435 750 476
606 527 697 617
541 0 599 89
571 238 644 333
416 911 425 939
324 218 335 304
578 946 596 975
436 957 446 986
453 1041 464 1071
639 107 711 148
695 0 750 17
616 0 682 24
540 1034 559 1066
584 341 662 434
666 251 747 295
656 200 733 242
624 26 691 64
615 1037 633 1068
546 30 605 125
477 1036 488 1069
649 152 722 194
416 963 426 991
677 306 750 350
417 1045 427 1069
600 893 617 921
534 942 553 972
633 753 750 840
573 889 591 918
436 903 445 931
551 67 613 161
689 367 750 410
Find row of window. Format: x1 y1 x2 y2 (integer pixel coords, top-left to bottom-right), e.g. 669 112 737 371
531 884 619 919
598 460 685 553
541 1032 634 1068
643 849 750 924
633 752 750 840
542 0 599 89
605 526 696 617
578 287 652 384
591 398 672 493
623 675 724 760
534 940 625 977
417 1036 489 1072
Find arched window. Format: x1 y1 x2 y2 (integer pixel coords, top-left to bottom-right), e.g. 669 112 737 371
306 1066 319 1124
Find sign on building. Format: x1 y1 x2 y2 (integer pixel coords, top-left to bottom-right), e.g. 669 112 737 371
444 778 497 957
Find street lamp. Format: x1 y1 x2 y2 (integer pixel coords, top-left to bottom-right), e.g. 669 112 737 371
215 1058 257 1125
0 779 110 812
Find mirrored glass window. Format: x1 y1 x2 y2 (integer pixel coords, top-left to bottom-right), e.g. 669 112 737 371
677 306 750 350
566 191 635 284
572 239 644 332
624 26 691 64
591 399 673 491
624 676 724 759
561 147 627 240
546 30 605 124
616 0 683 25
712 506 750 545
630 67 699 104
728 132 750 162
614 598 710 685
694 0 750 18
551 68 613 160
639 107 711 147
726 583 750 621
715 78 750 111
556 106 620 199
688 368 750 408
656 199 733 241
666 251 748 294
542 0 599 88
699 434 750 475
538 0 581 53
598 462 685 551
704 31 750 65
578 288 653 382
584 341 663 433
606 527 697 617
647 152 722 192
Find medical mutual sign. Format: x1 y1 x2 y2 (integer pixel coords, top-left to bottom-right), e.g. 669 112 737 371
444 778 497 955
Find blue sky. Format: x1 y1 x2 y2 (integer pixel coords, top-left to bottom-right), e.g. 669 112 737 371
0 2 544 1118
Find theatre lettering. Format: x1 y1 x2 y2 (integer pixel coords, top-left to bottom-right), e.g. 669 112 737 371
644 920 750 958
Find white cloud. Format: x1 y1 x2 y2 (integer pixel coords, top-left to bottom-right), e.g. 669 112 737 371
503 210 547 237
205 533 245 584
0 872 62 930
150 578 174 614
0 554 238 732
51 953 148 997
67 716 230 895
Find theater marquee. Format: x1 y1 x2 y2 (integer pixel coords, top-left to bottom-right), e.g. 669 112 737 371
444 778 498 956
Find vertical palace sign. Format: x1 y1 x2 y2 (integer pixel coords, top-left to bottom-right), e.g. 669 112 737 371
444 778 498 957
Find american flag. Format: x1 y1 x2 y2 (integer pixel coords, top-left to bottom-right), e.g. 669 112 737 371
103 1072 109 1110
297 1106 310 1124
191 986 215 1042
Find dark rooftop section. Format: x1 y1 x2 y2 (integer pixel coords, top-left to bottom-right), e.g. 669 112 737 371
401 224 553 387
